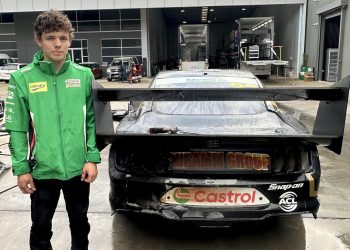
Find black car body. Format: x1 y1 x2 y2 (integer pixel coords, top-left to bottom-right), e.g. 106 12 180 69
93 70 350 223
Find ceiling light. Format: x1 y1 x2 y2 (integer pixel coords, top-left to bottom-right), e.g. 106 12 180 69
181 9 185 13
208 20 211 23
241 8 246 11
183 21 187 24
210 8 214 12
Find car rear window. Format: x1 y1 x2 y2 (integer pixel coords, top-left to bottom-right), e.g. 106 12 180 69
152 76 266 115
153 101 265 115
0 59 8 66
111 60 122 66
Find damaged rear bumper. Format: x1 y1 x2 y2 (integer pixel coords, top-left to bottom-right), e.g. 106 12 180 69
109 170 320 221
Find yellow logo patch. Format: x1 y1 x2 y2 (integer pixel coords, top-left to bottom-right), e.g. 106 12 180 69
29 82 48 93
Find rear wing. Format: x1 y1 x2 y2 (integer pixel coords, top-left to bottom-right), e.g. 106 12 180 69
93 75 350 154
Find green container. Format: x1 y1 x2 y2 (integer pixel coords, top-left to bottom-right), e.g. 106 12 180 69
299 66 308 80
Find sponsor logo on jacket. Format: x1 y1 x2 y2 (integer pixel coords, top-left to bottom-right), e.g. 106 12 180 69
29 82 48 93
65 79 81 88
7 91 14 99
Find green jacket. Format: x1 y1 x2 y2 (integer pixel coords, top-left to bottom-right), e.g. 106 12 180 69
5 51 101 180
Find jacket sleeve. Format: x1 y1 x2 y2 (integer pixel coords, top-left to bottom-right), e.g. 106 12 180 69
9 131 30 175
85 75 101 163
5 75 31 175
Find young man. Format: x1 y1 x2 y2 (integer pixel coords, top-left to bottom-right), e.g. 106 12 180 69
5 10 101 250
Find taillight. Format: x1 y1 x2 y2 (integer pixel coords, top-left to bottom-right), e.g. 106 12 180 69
285 148 296 172
273 146 309 173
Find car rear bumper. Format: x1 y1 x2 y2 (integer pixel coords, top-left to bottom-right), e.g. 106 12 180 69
109 169 320 221
108 72 121 79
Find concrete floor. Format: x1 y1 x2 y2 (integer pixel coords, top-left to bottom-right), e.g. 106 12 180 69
0 76 350 250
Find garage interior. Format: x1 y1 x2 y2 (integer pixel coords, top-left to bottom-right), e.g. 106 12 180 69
148 4 304 76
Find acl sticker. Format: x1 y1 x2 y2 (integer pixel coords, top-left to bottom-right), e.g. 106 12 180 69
279 191 298 212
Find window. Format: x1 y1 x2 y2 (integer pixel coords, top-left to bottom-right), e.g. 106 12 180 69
101 38 142 64
64 10 140 32
122 39 141 47
100 10 120 20
102 39 121 47
0 41 16 50
0 13 14 23
121 20 141 30
78 21 100 32
71 39 89 62
120 9 140 19
101 20 120 31
122 48 141 55
65 11 77 21
77 10 99 21
102 48 122 56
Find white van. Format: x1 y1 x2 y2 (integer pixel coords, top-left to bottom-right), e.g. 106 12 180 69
0 53 14 67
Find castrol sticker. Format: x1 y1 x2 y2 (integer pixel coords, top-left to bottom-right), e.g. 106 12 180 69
160 187 269 207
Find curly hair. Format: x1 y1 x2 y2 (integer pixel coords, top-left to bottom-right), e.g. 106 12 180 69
34 9 74 39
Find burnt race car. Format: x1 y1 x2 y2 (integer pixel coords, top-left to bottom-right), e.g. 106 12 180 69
93 70 350 223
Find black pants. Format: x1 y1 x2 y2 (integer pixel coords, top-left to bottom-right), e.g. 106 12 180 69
30 176 90 250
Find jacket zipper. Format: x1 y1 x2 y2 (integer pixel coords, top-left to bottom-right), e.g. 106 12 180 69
53 75 68 179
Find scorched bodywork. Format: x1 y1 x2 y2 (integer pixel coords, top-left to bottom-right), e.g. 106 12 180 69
93 70 349 223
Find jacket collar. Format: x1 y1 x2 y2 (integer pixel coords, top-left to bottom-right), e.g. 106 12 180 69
33 51 71 75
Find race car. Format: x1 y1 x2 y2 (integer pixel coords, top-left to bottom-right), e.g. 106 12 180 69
93 70 350 223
